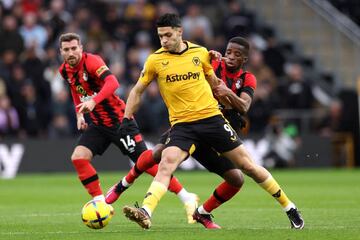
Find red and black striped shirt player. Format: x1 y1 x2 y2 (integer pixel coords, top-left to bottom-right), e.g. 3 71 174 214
58 33 149 201
59 52 125 128
59 51 147 157
212 58 257 131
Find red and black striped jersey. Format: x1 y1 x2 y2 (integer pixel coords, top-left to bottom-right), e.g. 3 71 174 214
212 59 257 97
212 59 257 130
59 52 125 128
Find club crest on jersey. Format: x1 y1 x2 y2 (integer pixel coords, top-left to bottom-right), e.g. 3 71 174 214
83 71 88 81
162 60 169 66
235 79 243 89
192 57 200 66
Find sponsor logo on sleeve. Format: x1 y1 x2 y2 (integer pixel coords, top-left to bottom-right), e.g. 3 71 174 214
96 65 109 76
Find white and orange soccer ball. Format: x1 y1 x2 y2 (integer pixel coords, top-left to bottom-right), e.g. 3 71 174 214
81 200 114 229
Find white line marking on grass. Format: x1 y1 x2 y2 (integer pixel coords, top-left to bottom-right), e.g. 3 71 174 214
13 212 78 217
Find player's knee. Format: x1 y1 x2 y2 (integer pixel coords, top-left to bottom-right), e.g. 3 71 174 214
71 146 92 161
157 158 176 177
223 169 244 188
158 160 175 177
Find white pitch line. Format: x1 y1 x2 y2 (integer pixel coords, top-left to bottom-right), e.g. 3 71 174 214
11 212 78 217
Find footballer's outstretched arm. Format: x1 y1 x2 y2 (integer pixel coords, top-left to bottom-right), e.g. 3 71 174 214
226 91 252 114
124 81 148 119
213 82 252 114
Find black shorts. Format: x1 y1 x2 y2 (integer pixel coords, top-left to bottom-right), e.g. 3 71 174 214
159 116 239 176
192 143 237 176
77 123 147 163
166 115 241 153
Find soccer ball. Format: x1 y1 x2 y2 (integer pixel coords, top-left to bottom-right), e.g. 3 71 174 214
81 200 114 229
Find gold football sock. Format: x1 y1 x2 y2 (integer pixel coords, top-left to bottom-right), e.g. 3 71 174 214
259 175 291 208
142 181 167 216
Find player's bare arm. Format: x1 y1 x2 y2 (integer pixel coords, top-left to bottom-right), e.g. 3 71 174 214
228 92 252 114
214 86 252 114
124 81 148 119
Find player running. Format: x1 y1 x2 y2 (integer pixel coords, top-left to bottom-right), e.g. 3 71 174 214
120 14 304 230
58 33 199 222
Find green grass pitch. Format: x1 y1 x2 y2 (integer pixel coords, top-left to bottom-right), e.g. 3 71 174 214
1 169 359 240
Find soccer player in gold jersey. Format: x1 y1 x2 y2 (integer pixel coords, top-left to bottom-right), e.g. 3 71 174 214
121 13 304 230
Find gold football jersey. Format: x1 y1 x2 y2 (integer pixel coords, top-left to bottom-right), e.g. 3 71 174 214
139 41 221 125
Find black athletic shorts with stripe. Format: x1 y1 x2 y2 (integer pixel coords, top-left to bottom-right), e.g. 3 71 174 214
77 121 147 163
159 115 240 176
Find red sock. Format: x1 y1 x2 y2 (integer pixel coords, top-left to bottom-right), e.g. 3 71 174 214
203 181 240 213
144 164 183 194
168 175 183 194
72 159 102 197
125 149 157 184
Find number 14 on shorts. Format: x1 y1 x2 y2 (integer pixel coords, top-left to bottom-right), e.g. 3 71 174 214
120 135 136 153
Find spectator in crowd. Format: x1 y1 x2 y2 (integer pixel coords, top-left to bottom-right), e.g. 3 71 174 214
222 0 256 38
0 95 20 138
317 99 343 137
261 27 286 77
19 12 48 58
22 48 52 104
182 3 213 46
43 0 72 45
6 64 27 109
0 15 24 57
247 47 277 94
18 81 51 137
278 63 314 110
49 88 76 138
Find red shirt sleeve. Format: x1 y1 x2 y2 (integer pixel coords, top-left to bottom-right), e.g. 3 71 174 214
85 54 120 104
244 72 257 90
92 74 119 104
86 54 112 80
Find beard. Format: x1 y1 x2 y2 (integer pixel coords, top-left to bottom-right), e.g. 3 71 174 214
67 56 79 66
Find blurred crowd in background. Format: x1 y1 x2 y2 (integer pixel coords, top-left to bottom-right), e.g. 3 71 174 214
0 0 358 165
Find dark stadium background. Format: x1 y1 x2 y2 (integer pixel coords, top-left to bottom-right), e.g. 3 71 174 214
0 0 359 178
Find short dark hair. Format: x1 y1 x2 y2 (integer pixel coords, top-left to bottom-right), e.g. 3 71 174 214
156 13 182 28
229 37 250 56
59 33 81 47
